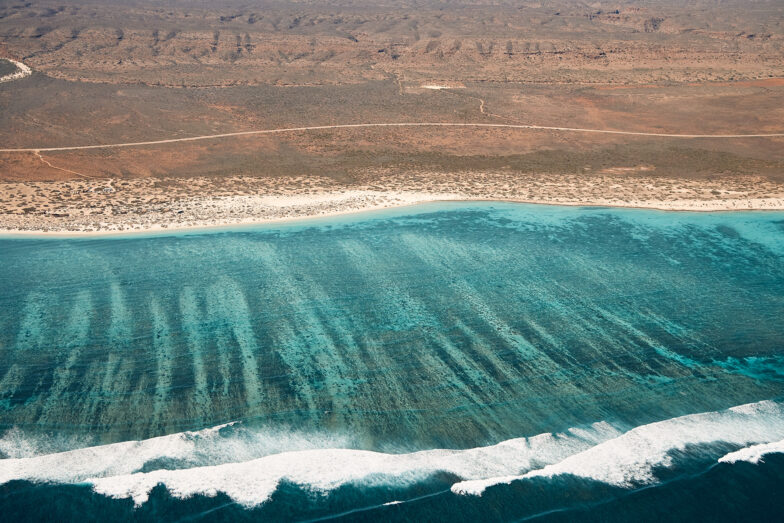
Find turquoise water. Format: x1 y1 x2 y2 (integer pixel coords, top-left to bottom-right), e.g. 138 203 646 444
1 202 783 521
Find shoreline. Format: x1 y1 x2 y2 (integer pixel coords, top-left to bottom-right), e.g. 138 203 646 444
3 193 784 238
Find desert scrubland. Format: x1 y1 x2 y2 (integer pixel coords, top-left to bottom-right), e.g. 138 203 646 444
1 0 784 231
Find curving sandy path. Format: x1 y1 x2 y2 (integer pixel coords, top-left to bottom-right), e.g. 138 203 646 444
1 122 783 153
34 151 96 179
0 58 32 84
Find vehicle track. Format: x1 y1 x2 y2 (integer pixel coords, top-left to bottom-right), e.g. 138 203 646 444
2 122 783 153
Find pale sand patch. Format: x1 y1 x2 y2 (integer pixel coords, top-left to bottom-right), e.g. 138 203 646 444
420 84 466 90
0 59 32 83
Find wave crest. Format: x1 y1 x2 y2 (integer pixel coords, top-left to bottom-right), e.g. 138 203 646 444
2 400 783 508
718 439 784 465
0 421 619 506
452 400 784 496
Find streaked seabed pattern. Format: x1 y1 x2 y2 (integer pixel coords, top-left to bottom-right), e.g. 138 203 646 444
1 202 783 521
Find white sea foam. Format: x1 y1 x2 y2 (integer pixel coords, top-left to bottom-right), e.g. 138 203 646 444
452 400 784 496
718 439 784 465
0 421 620 507
2 400 782 508
0 426 96 459
0 422 353 485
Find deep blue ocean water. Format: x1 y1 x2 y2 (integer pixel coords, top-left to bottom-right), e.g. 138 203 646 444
0 202 783 521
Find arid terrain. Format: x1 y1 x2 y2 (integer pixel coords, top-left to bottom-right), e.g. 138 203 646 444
1 0 784 232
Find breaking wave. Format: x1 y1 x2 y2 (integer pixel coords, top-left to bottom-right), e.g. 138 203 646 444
452 400 784 495
718 438 784 465
1 400 783 508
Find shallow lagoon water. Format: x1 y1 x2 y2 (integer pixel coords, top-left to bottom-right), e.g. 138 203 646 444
1 202 783 520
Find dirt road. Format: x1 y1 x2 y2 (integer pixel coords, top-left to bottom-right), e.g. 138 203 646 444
2 122 783 153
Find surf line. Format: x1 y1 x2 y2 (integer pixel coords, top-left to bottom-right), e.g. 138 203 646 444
3 122 784 153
